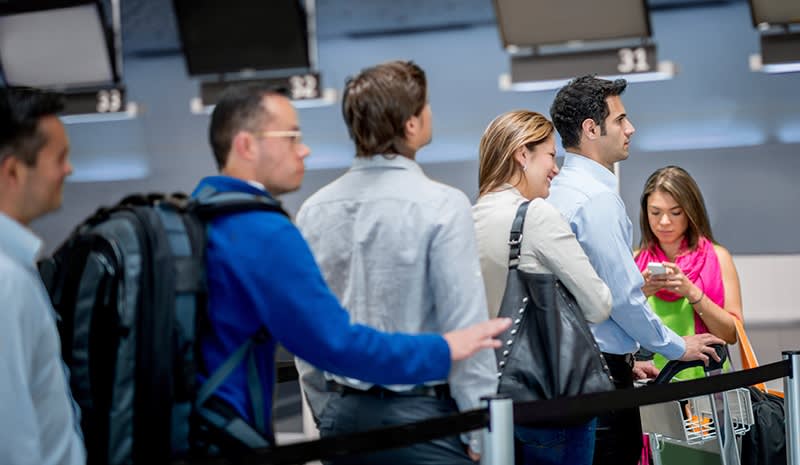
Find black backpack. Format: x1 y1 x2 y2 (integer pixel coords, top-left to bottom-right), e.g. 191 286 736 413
38 189 287 464
741 387 786 465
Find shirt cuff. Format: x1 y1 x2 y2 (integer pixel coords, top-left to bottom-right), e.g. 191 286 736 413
660 330 687 361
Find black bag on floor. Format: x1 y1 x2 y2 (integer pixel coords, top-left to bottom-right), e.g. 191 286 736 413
741 386 786 465
38 190 286 464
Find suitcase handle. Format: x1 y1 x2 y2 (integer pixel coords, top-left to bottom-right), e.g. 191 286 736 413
650 344 728 384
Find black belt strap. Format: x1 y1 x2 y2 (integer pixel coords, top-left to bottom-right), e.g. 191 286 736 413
328 381 451 399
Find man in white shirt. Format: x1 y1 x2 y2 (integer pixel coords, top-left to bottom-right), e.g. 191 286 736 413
0 87 85 465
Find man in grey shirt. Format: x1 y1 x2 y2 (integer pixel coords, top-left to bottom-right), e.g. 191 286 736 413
296 60 496 464
0 88 85 464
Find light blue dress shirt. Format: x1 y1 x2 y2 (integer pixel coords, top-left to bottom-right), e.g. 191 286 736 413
0 213 85 465
295 155 497 452
547 153 685 360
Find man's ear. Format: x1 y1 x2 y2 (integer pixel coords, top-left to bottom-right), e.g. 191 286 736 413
581 118 598 140
404 114 419 140
0 155 22 187
231 131 255 162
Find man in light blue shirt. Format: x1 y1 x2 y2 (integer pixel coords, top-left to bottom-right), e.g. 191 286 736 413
547 76 723 465
296 61 496 464
0 88 85 464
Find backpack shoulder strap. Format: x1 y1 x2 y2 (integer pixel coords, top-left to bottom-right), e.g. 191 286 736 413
184 187 281 441
192 185 289 220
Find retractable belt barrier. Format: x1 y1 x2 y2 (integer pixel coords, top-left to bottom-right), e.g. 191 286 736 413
183 357 795 465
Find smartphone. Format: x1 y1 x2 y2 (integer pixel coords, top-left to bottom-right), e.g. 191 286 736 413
647 262 667 276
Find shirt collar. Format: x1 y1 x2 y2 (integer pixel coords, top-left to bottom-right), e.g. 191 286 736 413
0 212 43 267
562 152 618 192
350 154 423 174
245 180 268 192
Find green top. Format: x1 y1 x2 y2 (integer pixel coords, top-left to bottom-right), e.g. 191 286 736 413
648 296 729 380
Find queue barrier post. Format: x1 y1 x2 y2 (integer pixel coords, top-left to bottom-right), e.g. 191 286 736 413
480 395 514 465
784 351 800 465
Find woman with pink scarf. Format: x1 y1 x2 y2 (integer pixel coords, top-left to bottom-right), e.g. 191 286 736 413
634 166 743 380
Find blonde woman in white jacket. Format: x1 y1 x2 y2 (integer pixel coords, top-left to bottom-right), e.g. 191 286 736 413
472 110 612 465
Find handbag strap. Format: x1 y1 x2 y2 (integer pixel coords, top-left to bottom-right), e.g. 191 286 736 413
734 318 772 394
734 318 785 397
508 201 530 269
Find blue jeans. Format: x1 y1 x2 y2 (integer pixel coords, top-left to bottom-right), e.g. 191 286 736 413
514 419 596 465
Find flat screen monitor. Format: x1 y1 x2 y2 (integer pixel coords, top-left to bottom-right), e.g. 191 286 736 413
0 1 117 88
173 0 310 76
749 0 800 26
494 0 651 47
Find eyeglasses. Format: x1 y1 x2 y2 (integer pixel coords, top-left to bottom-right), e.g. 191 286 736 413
257 130 303 145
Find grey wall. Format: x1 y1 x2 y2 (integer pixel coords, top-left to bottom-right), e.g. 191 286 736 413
620 144 800 254
30 0 800 257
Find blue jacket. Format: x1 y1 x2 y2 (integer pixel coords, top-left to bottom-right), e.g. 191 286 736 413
192 176 450 436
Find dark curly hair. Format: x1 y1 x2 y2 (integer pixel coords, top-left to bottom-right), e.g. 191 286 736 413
549 75 627 149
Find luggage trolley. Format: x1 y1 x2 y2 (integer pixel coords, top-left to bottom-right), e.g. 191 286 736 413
639 346 755 465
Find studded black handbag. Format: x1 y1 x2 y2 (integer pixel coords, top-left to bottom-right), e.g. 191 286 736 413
495 202 613 412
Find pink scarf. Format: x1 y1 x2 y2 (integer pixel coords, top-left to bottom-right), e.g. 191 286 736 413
635 237 725 335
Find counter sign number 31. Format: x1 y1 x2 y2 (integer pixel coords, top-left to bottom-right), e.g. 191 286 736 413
617 47 651 73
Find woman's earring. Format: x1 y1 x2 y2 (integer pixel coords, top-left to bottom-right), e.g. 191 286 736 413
521 163 527 172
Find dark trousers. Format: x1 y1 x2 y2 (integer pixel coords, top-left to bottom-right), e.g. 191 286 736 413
515 418 596 465
318 388 474 465
592 353 642 465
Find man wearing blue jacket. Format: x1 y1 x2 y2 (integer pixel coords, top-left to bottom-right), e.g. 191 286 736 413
190 84 510 454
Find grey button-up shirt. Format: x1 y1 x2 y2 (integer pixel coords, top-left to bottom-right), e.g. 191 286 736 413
0 213 85 465
295 155 497 451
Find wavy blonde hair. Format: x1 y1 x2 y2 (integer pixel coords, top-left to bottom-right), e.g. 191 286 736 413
478 110 554 197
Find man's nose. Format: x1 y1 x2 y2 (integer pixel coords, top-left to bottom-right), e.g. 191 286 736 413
626 121 636 137
298 143 311 159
